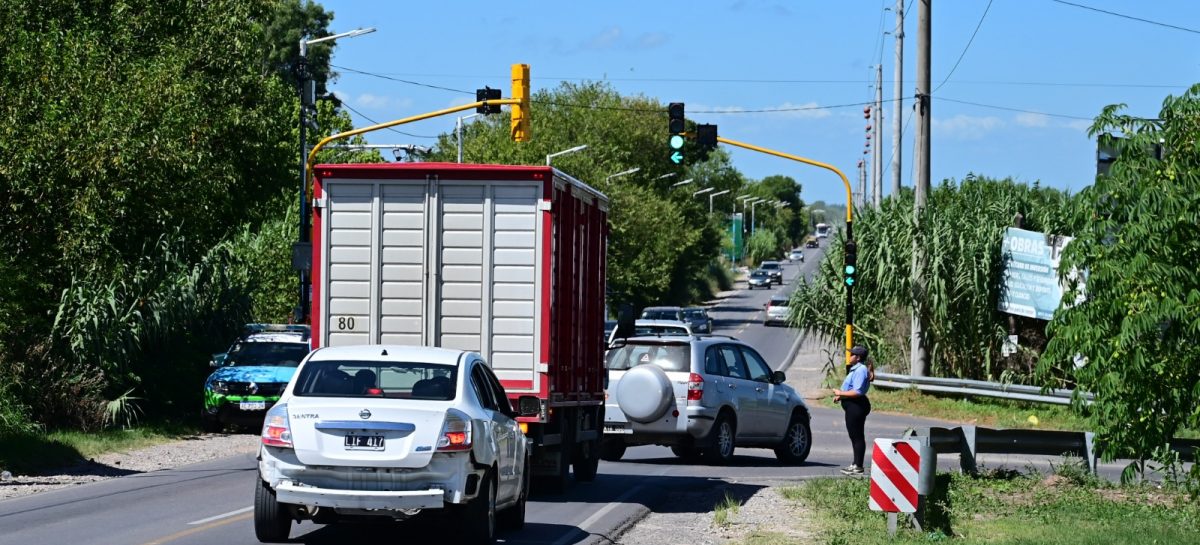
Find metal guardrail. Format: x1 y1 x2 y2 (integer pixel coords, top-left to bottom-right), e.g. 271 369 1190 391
904 425 1199 475
873 372 1095 406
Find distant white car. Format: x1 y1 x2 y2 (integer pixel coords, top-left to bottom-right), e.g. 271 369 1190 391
765 296 791 327
255 345 533 544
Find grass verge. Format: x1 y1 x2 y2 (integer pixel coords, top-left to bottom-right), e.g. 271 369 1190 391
817 387 1094 431
713 493 741 527
778 469 1200 545
0 422 199 475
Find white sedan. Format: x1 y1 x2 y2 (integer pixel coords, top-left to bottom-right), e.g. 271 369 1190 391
255 345 532 544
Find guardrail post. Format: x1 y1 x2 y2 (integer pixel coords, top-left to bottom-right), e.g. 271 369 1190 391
959 425 978 475
912 435 936 532
1084 432 1098 474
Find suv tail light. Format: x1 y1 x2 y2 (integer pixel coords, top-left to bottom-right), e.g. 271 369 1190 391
261 403 292 448
687 373 704 403
437 409 473 452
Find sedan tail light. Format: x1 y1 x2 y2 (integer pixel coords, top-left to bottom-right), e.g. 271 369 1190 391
687 373 704 403
437 409 473 452
261 403 292 448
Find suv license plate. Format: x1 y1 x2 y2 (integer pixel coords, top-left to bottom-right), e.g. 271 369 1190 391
345 434 385 450
604 424 632 435
239 401 266 411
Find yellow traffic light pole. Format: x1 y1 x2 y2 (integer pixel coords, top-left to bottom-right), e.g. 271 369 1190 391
716 136 856 365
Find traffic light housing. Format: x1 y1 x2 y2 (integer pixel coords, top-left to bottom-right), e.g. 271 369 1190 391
510 63 530 142
476 87 501 114
696 124 718 152
843 240 858 287
668 102 685 164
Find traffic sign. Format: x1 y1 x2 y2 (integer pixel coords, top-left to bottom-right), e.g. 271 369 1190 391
869 439 921 513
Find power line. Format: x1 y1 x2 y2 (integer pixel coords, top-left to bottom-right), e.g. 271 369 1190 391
1049 0 1200 35
339 101 439 139
331 64 474 95
932 0 994 94
936 96 1093 120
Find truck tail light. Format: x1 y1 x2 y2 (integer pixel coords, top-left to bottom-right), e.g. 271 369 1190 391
437 409 473 452
687 373 704 403
261 403 293 448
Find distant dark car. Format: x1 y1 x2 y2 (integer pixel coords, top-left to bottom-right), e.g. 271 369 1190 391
683 307 713 334
760 261 783 285
747 269 772 290
805 239 819 248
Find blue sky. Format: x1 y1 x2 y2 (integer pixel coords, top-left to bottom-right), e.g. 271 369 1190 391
316 0 1199 205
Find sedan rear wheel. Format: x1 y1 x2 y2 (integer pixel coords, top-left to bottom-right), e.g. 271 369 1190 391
460 471 496 544
253 479 291 543
498 461 528 531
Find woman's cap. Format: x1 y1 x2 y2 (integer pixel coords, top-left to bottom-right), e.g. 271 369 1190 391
850 346 868 358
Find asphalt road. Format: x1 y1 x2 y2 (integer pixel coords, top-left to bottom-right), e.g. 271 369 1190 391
0 240 1125 545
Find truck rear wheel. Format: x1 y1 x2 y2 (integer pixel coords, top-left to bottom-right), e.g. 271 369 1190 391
573 439 600 482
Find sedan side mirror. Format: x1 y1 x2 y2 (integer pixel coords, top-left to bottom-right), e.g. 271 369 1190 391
210 353 227 367
771 371 787 385
516 395 541 417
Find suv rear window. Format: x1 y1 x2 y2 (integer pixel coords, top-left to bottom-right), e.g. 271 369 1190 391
227 342 311 367
769 298 789 307
641 309 679 320
293 360 458 400
634 325 689 336
605 343 690 372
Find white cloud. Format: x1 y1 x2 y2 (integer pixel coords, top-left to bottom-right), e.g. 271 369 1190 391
583 27 622 51
1015 112 1049 127
1064 119 1092 131
635 32 668 49
774 101 833 119
354 94 412 111
932 114 1004 140
689 102 833 120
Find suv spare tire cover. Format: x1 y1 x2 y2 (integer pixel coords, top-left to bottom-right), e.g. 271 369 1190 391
616 364 674 423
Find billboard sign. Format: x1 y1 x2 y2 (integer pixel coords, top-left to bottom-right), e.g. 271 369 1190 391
998 227 1075 320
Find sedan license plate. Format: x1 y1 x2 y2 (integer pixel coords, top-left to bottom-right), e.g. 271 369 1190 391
603 423 633 435
344 434 385 450
238 401 266 411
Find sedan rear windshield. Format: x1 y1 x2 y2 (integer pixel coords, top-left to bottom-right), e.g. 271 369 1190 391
606 344 690 372
293 360 458 400
769 299 790 307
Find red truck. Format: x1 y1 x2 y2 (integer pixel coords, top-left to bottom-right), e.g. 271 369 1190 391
309 162 608 489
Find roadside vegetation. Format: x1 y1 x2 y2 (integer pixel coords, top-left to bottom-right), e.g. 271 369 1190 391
791 86 1200 490
781 466 1200 545
0 424 198 475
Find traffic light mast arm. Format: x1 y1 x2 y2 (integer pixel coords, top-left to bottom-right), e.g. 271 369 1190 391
306 98 520 174
714 135 856 364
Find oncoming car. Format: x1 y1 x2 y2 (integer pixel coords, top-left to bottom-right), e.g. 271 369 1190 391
203 324 311 432
759 261 783 285
254 345 534 544
747 269 772 290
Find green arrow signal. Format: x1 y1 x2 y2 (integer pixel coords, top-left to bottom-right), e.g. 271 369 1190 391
670 151 684 164
845 277 855 286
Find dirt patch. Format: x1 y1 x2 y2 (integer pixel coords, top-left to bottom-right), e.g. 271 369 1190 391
616 484 814 545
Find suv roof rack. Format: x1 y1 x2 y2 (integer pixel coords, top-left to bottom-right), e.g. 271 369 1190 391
695 333 739 340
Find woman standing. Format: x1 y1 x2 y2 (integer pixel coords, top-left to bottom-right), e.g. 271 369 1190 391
833 346 872 475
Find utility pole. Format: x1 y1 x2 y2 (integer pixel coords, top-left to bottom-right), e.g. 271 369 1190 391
857 159 866 208
892 0 905 197
873 63 883 209
911 0 932 377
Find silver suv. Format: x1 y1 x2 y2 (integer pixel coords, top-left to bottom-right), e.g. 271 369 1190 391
601 336 812 465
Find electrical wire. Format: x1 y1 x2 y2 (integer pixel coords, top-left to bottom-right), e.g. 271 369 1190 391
936 96 1093 120
339 102 439 139
1049 0 1200 35
932 0 995 94
332 63 474 95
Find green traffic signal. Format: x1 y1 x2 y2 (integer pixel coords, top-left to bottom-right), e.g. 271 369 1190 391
845 277 855 286
669 134 685 149
844 264 856 275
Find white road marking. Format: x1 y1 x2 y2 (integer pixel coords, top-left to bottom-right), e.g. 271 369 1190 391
187 506 252 525
551 467 672 545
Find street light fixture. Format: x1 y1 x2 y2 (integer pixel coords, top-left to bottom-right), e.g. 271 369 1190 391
295 26 376 323
750 198 768 236
671 178 695 187
606 167 640 182
693 187 714 197
709 189 731 213
455 113 482 163
546 144 588 166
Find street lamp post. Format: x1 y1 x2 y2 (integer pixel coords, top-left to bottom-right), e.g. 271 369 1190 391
671 178 695 187
709 189 731 214
693 187 714 198
605 167 640 182
456 113 481 163
749 198 766 236
546 144 588 166
296 26 375 323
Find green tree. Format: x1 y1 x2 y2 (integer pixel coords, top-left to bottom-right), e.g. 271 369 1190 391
263 0 336 95
1041 86 1200 484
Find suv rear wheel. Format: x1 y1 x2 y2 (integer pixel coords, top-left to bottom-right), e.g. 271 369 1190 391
702 414 736 464
599 438 626 461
